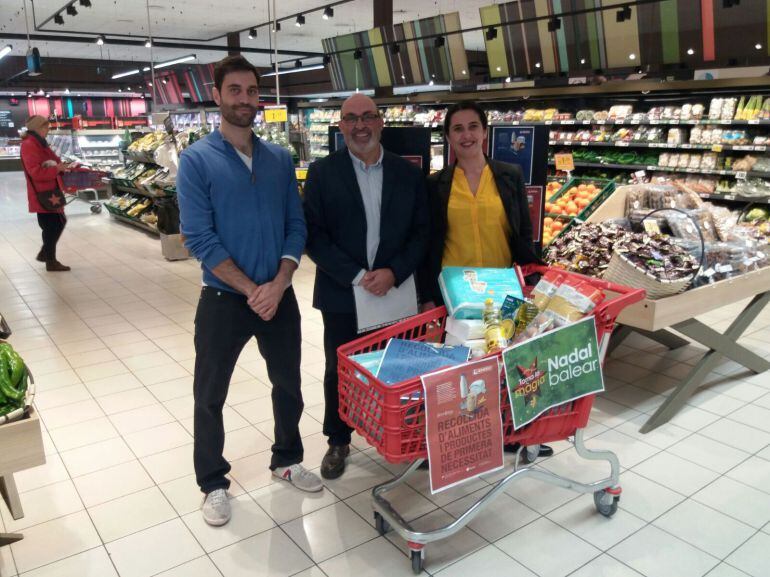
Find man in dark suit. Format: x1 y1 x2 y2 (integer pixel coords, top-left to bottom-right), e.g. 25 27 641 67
303 94 429 479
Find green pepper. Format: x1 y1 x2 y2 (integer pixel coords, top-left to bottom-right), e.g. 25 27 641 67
0 346 25 387
0 354 24 402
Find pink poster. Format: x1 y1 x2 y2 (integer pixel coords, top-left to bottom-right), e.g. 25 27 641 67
420 356 504 494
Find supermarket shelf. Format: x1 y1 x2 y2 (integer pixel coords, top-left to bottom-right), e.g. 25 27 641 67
114 183 170 198
547 160 770 178
548 140 768 152
124 150 158 164
495 119 770 127
699 193 770 204
109 213 160 235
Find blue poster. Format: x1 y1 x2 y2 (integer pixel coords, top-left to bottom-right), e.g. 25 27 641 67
490 126 535 185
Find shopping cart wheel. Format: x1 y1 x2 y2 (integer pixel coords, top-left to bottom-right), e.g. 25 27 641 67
410 549 424 574
520 444 540 464
90 204 102 214
594 489 620 517
374 512 390 535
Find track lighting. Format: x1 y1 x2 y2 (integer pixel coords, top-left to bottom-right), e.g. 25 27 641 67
272 22 281 32
295 59 302 67
434 36 445 48
79 0 91 6
353 49 362 60
323 6 334 19
96 35 105 45
547 17 561 32
322 54 331 65
54 13 64 25
723 0 740 7
144 38 152 48
390 43 400 54
486 26 497 41
248 28 256 39
295 14 305 27
616 6 632 22
66 4 77 16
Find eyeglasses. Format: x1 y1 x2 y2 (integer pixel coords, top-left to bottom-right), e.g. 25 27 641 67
341 112 380 125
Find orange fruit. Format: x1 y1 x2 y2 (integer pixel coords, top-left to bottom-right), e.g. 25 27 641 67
543 217 553 227
551 221 564 232
576 198 590 208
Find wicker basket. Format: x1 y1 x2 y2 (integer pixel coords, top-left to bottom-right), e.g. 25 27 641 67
603 250 693 299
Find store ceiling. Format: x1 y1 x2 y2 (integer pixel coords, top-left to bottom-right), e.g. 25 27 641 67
0 0 490 69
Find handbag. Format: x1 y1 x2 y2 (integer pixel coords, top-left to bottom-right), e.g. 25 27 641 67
21 159 66 211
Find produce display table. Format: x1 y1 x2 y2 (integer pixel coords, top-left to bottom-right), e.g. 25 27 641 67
586 187 770 432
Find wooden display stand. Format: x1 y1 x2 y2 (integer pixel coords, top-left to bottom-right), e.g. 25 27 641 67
586 186 770 432
0 408 45 547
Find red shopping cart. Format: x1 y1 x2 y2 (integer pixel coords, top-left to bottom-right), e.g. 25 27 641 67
57 167 110 214
337 264 645 573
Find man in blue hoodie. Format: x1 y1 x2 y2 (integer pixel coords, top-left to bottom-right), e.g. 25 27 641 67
177 55 322 527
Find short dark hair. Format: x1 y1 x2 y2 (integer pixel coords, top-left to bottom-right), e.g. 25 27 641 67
444 101 488 134
213 55 259 91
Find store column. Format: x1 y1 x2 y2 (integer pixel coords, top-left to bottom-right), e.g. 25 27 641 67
374 0 393 99
227 32 240 56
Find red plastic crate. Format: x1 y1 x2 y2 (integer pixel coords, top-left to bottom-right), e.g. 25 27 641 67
58 169 110 194
337 265 645 464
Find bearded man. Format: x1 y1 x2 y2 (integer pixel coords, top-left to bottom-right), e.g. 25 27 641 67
303 93 429 479
177 55 322 527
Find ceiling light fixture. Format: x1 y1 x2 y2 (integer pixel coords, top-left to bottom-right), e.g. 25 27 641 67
322 54 331 65
687 48 695 55
64 88 70 94
390 43 400 54
54 13 64 25
323 6 334 19
261 64 326 77
96 35 105 45
547 17 561 32
505 76 511 82
535 62 542 68
295 59 302 67
295 14 305 27
153 54 196 69
756 43 763 50
144 39 152 48
580 58 586 64
434 35 445 48
79 0 91 6
66 4 77 16
272 21 281 32
248 28 256 39
353 48 362 60
0 45 11 60
486 26 497 41
629 53 636 60
461 69 467 75
111 68 140 79
616 6 632 22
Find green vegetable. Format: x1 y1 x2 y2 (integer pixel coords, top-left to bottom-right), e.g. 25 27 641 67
0 354 24 403
0 344 25 387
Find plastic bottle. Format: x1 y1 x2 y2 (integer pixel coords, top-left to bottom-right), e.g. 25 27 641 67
483 298 508 354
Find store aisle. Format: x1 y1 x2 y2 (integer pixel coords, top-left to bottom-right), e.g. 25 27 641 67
1 172 769 577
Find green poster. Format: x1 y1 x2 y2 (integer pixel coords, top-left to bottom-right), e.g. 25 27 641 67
502 316 604 430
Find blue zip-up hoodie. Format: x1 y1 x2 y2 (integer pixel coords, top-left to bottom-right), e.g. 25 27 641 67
177 129 306 293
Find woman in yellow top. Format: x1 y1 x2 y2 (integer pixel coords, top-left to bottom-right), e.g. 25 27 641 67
419 100 541 308
418 100 549 458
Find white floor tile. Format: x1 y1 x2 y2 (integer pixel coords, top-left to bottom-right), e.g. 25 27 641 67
726 457 770 495
153 556 223 577
17 547 118 577
704 564 754 577
40 399 105 430
209 527 314 577
48 416 120 452
282 502 378 562
632 451 720 496
668 434 752 474
502 474 582 515
82 372 144 398
1 479 83 532
726 405 770 434
496 517 600 577
609 525 719 577
106 518 203 577
10 511 101 574
442 488 539 542
654 499 755 559
89 486 177 543
615 414 693 450
12 453 69 492
147 375 193 401
133 362 190 386
72 459 155 508
725 532 770 577
319 537 424 577
109 403 176 435
124 421 193 457
95 387 157 415
34 383 92 411
693 476 770 529
699 418 770 454
251 481 340 525
222 425 273 461
60 437 135 477
182 493 274 553
66 348 118 369
139 443 195 484
616 471 686 523
30 369 82 392
323 452 394 500
568 554 645 577
74 360 129 383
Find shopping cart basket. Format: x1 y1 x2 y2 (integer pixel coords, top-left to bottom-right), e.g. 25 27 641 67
337 264 645 573
57 168 110 214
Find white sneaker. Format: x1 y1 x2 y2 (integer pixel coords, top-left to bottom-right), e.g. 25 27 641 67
272 464 323 492
201 488 231 526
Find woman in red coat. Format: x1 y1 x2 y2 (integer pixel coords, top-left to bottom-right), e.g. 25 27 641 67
20 115 71 271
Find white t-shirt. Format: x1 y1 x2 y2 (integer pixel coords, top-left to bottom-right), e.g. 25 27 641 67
235 148 252 169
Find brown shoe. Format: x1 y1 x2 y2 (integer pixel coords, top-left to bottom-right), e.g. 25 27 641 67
46 261 71 272
321 444 350 479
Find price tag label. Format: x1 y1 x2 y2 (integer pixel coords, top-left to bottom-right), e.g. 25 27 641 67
554 153 575 172
650 120 660 125
597 120 606 125
264 105 288 123
295 168 308 181
643 220 662 235
432 122 438 128
580 141 589 146
616 141 630 147
749 119 760 125
563 119 576 125
545 120 553 125
712 144 723 152
736 171 748 180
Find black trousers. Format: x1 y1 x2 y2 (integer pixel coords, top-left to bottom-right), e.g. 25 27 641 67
37 213 66 262
321 311 363 446
193 286 304 494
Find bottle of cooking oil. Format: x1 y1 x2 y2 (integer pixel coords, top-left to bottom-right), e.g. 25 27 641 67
483 298 508 354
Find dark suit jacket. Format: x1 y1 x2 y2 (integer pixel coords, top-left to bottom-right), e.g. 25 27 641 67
303 148 430 314
418 158 541 305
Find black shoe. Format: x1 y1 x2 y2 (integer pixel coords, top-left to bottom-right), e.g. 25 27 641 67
36 249 45 262
321 444 350 480
46 260 71 272
504 443 554 457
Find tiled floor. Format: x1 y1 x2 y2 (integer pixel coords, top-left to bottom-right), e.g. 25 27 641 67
1 171 769 577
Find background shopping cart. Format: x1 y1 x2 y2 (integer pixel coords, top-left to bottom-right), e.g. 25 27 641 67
336 264 645 573
57 168 110 214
